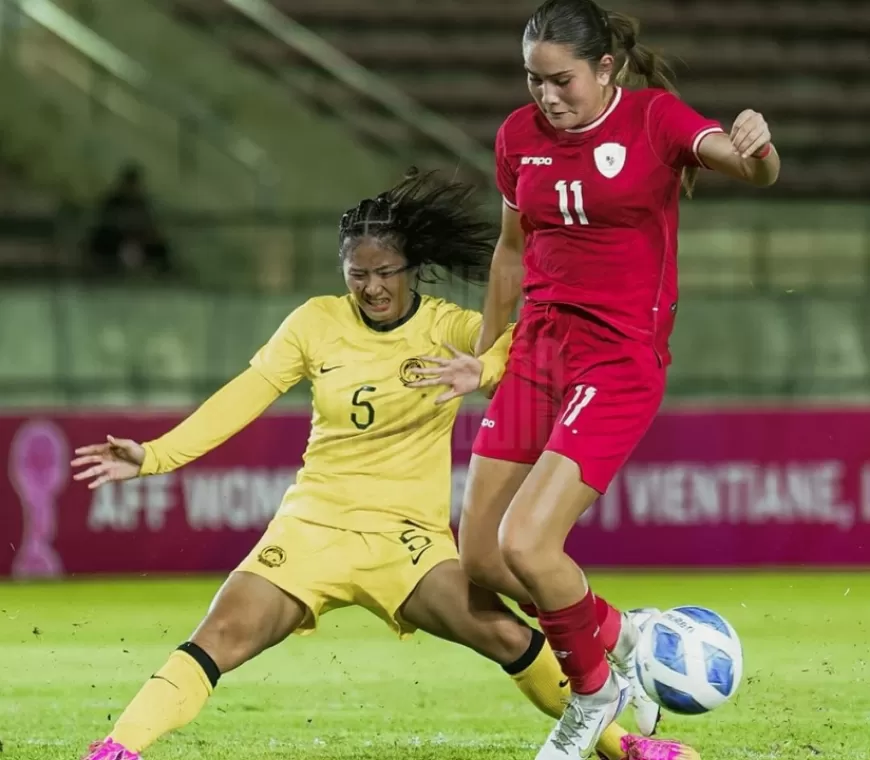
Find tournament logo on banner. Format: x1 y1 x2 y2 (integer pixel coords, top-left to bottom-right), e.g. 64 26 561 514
8 420 69 578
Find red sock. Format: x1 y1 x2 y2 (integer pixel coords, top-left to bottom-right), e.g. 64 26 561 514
594 594 622 652
519 602 538 618
538 590 610 694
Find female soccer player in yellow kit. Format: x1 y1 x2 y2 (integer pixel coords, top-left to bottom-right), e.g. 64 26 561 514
73 170 697 760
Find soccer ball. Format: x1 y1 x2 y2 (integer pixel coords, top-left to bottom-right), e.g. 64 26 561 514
634 606 743 715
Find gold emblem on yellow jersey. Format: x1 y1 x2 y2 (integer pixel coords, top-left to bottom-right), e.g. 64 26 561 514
257 545 287 568
399 357 425 386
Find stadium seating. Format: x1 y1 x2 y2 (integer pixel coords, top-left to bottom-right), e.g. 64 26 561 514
0 285 313 406
169 0 870 197
0 166 65 275
2 282 867 406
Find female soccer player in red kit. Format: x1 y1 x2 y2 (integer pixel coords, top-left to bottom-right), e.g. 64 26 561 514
447 0 779 758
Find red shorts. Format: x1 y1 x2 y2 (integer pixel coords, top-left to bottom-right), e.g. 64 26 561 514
472 302 666 493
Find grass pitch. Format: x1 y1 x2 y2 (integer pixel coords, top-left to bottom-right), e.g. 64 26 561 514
1 572 867 759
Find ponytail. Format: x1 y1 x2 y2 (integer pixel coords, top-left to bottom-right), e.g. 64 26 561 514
607 10 698 196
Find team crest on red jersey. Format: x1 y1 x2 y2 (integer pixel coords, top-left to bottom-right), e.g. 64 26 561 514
593 143 626 178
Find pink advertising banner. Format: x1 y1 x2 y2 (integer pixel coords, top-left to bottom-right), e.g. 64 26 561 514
2 409 869 579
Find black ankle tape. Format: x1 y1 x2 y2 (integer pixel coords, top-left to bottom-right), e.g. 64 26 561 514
177 641 221 688
502 627 546 676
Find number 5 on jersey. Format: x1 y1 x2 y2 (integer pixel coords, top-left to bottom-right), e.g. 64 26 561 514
555 180 589 226
560 384 596 427
351 386 376 430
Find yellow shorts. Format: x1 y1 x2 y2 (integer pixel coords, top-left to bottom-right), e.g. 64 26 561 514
235 514 459 637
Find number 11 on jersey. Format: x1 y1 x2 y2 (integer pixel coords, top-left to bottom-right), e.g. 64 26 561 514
555 180 589 226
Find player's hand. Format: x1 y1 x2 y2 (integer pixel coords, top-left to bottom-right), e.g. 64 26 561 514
730 109 771 159
71 435 146 489
408 344 483 404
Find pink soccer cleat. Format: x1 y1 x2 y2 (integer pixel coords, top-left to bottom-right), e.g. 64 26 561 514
621 734 701 760
81 738 142 760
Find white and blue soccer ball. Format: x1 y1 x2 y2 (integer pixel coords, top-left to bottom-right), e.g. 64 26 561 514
634 606 743 715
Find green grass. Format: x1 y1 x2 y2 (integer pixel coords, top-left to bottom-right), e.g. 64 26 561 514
1 572 867 759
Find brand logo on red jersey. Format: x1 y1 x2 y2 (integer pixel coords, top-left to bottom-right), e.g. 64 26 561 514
593 143 626 178
521 156 553 166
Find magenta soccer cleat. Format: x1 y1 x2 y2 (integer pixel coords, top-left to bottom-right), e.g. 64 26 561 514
81 739 142 760
621 734 701 760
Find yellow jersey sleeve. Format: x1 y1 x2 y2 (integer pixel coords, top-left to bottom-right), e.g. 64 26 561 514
140 301 320 475
249 301 314 392
436 305 514 390
140 368 281 475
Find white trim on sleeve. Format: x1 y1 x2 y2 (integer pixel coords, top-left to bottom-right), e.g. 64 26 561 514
692 126 725 168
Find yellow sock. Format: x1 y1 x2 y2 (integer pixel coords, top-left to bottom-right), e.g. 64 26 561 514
597 723 629 760
507 633 569 719
507 632 628 760
110 649 215 752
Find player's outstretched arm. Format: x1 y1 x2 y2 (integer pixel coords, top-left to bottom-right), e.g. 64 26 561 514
698 110 780 187
476 203 524 355
71 368 281 488
72 300 314 487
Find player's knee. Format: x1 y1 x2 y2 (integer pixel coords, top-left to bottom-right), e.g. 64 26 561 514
192 612 262 672
459 550 501 591
498 520 548 586
472 615 532 665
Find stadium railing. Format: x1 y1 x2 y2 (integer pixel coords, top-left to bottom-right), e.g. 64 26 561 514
0 0 410 278
0 0 298 282
43 0 422 203
213 0 495 185
0 0 276 206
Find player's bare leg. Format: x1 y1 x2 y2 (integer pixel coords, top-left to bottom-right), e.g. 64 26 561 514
399 560 693 760
401 558 531 661
499 453 601 609
459 453 557 622
461 453 659 737
499 452 630 760
82 570 306 759
186 570 306 672
458 455 534 605
460 453 619 618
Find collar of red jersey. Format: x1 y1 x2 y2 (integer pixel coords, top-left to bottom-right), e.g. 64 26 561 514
561 86 623 136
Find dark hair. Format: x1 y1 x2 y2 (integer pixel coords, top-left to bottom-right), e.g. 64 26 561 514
524 0 697 196
338 168 495 284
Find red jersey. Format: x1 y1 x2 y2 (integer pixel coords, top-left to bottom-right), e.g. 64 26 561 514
496 87 722 364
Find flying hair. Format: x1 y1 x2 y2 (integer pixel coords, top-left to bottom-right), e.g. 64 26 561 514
339 168 496 284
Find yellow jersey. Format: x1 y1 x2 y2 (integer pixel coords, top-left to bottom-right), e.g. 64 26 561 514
141 294 511 534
